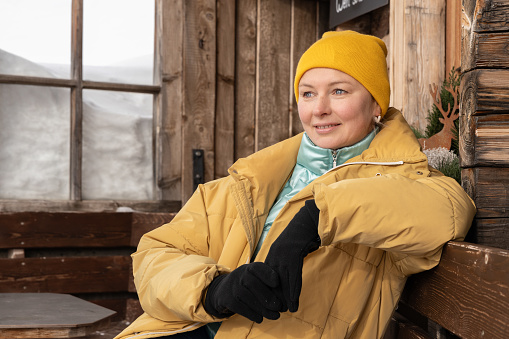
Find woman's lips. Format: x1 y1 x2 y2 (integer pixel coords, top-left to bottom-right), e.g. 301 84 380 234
315 124 339 129
314 123 340 133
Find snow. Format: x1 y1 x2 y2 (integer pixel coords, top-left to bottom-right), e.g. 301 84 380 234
0 49 154 200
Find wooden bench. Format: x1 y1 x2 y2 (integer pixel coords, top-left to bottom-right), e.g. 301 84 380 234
385 241 509 339
0 211 175 326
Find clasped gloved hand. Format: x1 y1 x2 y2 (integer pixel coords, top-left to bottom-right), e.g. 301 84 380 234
264 199 321 313
204 262 287 324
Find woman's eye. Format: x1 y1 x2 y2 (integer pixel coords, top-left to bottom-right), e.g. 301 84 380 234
334 89 346 95
302 91 313 98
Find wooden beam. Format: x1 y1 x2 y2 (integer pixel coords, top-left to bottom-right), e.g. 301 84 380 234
0 199 180 213
215 0 236 179
181 0 217 202
462 31 509 72
159 0 184 201
0 212 131 248
0 74 76 88
234 0 257 159
70 0 84 201
256 0 293 150
401 241 509 339
461 167 509 219
130 212 176 246
445 0 461 74
291 0 318 137
0 256 131 293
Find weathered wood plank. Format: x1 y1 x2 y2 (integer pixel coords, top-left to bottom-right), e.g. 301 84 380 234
234 0 257 159
70 0 84 201
401 241 509 339
460 69 509 115
462 31 509 72
466 218 509 251
396 322 431 339
460 113 509 167
0 212 132 248
182 0 217 202
462 0 509 34
403 0 446 131
0 256 131 293
446 0 461 74
158 0 184 200
0 199 180 213
389 0 405 114
461 167 509 219
215 0 236 179
473 115 509 167
460 68 509 167
0 211 175 248
256 0 292 150
291 0 318 137
389 0 446 131
130 212 176 246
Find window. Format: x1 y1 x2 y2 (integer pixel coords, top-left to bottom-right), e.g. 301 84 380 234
0 0 163 207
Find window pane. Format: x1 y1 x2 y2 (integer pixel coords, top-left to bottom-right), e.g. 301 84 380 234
83 0 155 85
0 0 71 78
82 90 153 200
0 84 70 199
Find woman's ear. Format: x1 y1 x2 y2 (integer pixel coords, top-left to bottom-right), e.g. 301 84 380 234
374 102 382 117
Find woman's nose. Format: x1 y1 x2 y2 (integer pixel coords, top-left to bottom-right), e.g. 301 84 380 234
312 96 331 116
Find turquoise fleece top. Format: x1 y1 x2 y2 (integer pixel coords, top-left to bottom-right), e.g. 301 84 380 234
253 130 377 257
207 129 376 338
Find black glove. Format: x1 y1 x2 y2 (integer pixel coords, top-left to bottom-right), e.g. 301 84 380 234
264 199 321 312
204 262 286 323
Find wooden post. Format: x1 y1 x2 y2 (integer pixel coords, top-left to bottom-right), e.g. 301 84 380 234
158 0 184 201
460 0 509 250
70 0 84 200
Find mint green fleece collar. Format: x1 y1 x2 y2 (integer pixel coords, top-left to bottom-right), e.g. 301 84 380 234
297 129 377 175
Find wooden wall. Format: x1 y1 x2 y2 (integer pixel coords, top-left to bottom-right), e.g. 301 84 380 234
389 0 447 132
461 0 509 250
157 0 326 203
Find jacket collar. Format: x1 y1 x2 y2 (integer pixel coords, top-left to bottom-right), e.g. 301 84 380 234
298 129 376 175
227 108 427 221
357 108 427 164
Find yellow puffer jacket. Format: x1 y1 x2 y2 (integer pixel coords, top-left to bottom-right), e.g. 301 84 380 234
116 108 476 339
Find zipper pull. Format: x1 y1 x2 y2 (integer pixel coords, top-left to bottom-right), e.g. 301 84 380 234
332 150 338 168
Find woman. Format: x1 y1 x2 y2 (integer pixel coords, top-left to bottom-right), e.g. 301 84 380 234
115 31 475 339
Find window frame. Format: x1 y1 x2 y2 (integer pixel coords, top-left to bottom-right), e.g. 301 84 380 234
0 0 178 212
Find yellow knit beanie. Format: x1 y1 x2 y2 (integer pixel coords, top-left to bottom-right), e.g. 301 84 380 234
294 30 390 117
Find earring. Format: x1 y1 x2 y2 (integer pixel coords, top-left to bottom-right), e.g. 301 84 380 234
374 115 381 124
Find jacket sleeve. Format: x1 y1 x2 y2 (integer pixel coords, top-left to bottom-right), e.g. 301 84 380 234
312 172 476 276
132 183 232 323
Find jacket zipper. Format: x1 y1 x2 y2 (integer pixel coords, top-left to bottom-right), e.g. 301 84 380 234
331 149 338 168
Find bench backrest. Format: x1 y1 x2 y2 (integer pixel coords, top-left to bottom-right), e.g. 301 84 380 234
392 241 509 339
0 211 175 320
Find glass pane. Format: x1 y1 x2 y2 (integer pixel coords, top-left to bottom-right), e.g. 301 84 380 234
0 0 71 78
82 89 153 200
0 84 70 199
83 0 155 85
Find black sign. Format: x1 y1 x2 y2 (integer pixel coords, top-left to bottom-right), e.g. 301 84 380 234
329 0 389 28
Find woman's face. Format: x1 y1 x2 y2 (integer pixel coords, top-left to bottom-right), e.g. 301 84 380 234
297 67 381 150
